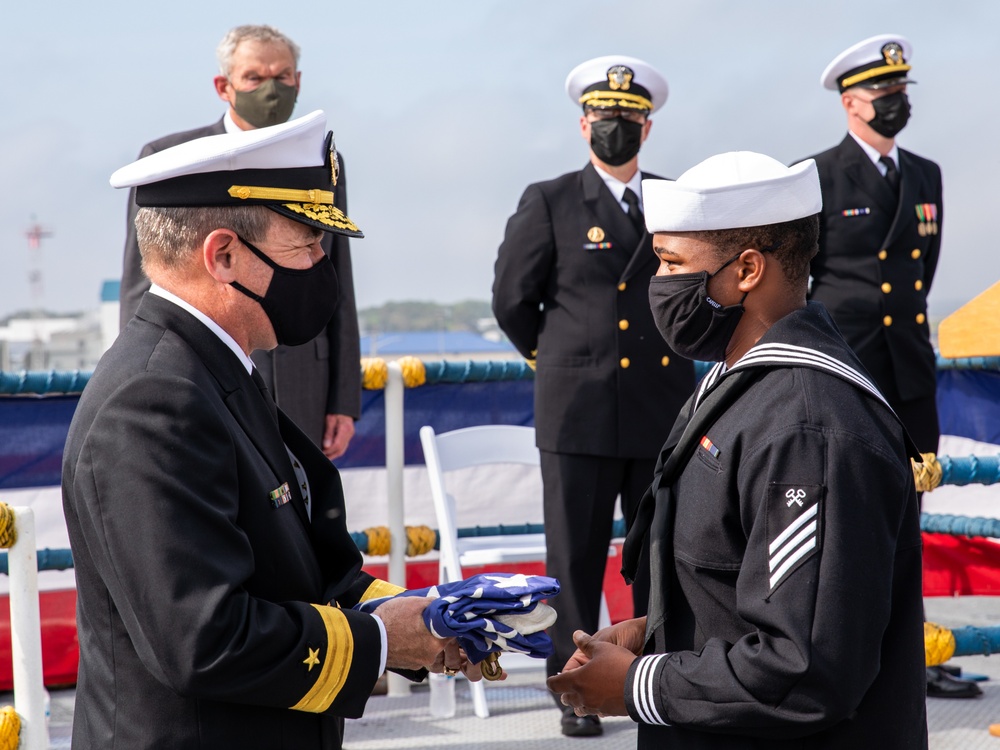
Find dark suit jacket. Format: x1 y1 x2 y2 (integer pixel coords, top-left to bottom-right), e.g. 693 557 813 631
62 294 385 749
804 135 942 404
493 163 695 458
120 118 362 446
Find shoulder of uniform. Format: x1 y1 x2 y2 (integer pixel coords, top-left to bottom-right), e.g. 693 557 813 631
899 148 941 173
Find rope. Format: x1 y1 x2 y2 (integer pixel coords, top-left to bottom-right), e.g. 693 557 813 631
0 706 19 750
0 370 90 395
406 525 437 556
398 357 427 388
912 453 943 492
0 505 16 550
938 454 1000 487
359 357 388 390
921 513 1000 539
365 526 392 556
924 622 956 666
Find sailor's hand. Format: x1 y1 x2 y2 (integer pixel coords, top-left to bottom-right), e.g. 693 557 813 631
547 630 633 718
375 596 451 671
560 617 646 672
428 643 486 682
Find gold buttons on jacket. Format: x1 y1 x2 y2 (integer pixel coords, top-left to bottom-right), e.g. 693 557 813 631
916 313 926 324
620 357 630 369
883 315 893 327
915 280 924 291
618 319 629 331
617 282 627 291
661 356 670 367
911 249 921 259
878 250 888 260
881 283 892 294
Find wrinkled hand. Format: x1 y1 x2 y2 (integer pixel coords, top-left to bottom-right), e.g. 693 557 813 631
374 596 451 671
546 630 636 718
323 414 355 459
562 616 646 672
428 643 488 682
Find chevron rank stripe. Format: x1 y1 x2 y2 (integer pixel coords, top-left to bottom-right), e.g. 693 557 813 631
768 503 819 590
631 653 671 725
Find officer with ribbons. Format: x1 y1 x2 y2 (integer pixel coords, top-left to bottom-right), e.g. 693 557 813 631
547 152 927 748
492 55 695 737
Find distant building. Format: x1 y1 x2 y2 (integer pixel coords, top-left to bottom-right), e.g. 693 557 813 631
0 280 121 371
361 331 518 361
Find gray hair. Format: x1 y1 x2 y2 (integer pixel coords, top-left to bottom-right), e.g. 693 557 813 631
135 205 273 272
216 25 301 78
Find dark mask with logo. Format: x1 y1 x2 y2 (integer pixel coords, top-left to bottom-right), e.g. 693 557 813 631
590 117 644 166
230 236 338 346
233 78 298 128
648 251 746 361
867 91 910 138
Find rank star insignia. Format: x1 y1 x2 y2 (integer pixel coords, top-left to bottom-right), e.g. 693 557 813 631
304 647 321 671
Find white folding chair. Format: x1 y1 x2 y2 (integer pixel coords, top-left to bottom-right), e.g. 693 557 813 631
418 424 611 718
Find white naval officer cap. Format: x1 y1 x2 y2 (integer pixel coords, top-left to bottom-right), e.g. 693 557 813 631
642 152 822 233
821 34 915 92
565 55 668 113
110 110 362 237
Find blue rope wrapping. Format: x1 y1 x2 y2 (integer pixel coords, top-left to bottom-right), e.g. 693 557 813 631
939 455 1000 487
0 548 74 574
921 513 1000 539
952 625 1000 658
936 355 1000 371
0 370 91 395
421 359 534 384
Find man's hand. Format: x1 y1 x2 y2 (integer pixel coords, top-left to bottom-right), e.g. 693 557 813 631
561 616 646 672
374 596 451 671
428 643 487 683
547 630 636 718
323 414 355 459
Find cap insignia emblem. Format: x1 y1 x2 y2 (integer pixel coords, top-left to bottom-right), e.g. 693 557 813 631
881 42 905 67
329 133 339 187
606 65 633 91
587 226 606 242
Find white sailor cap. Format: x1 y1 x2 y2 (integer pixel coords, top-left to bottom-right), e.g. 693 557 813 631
643 152 822 233
821 34 915 92
565 55 668 113
110 110 362 237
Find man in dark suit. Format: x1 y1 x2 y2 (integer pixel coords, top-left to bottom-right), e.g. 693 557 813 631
120 24 360 459
801 35 974 699
64 111 469 749
493 55 695 737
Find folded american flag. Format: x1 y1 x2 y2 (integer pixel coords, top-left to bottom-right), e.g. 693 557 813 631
355 573 560 664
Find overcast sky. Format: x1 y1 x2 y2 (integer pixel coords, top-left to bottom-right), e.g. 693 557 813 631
2 0 997 321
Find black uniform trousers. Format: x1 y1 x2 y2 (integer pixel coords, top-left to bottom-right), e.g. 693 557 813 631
541 450 653 677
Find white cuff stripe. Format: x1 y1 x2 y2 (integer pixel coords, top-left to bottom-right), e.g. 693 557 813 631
633 654 670 725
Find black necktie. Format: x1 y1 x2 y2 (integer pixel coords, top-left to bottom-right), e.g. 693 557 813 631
879 155 900 193
622 187 645 236
251 368 279 425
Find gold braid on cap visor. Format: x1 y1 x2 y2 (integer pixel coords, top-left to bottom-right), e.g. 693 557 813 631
578 90 653 111
282 203 361 233
840 63 911 89
228 185 336 204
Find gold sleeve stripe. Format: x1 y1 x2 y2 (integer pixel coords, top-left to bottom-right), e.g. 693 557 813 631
228 185 335 205
578 90 653 110
360 579 406 602
292 605 354 713
840 63 911 89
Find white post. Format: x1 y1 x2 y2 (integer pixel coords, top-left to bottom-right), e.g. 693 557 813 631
384 362 408 696
8 507 49 750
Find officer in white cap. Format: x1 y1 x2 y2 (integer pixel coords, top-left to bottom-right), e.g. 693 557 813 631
548 151 927 749
797 37 966 699
63 111 471 750
492 57 695 737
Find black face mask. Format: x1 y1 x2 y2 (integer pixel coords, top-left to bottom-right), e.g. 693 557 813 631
230 236 339 347
590 117 644 166
648 251 746 362
868 91 911 138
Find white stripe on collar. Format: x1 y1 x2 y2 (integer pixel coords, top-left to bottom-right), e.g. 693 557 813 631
729 342 889 408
